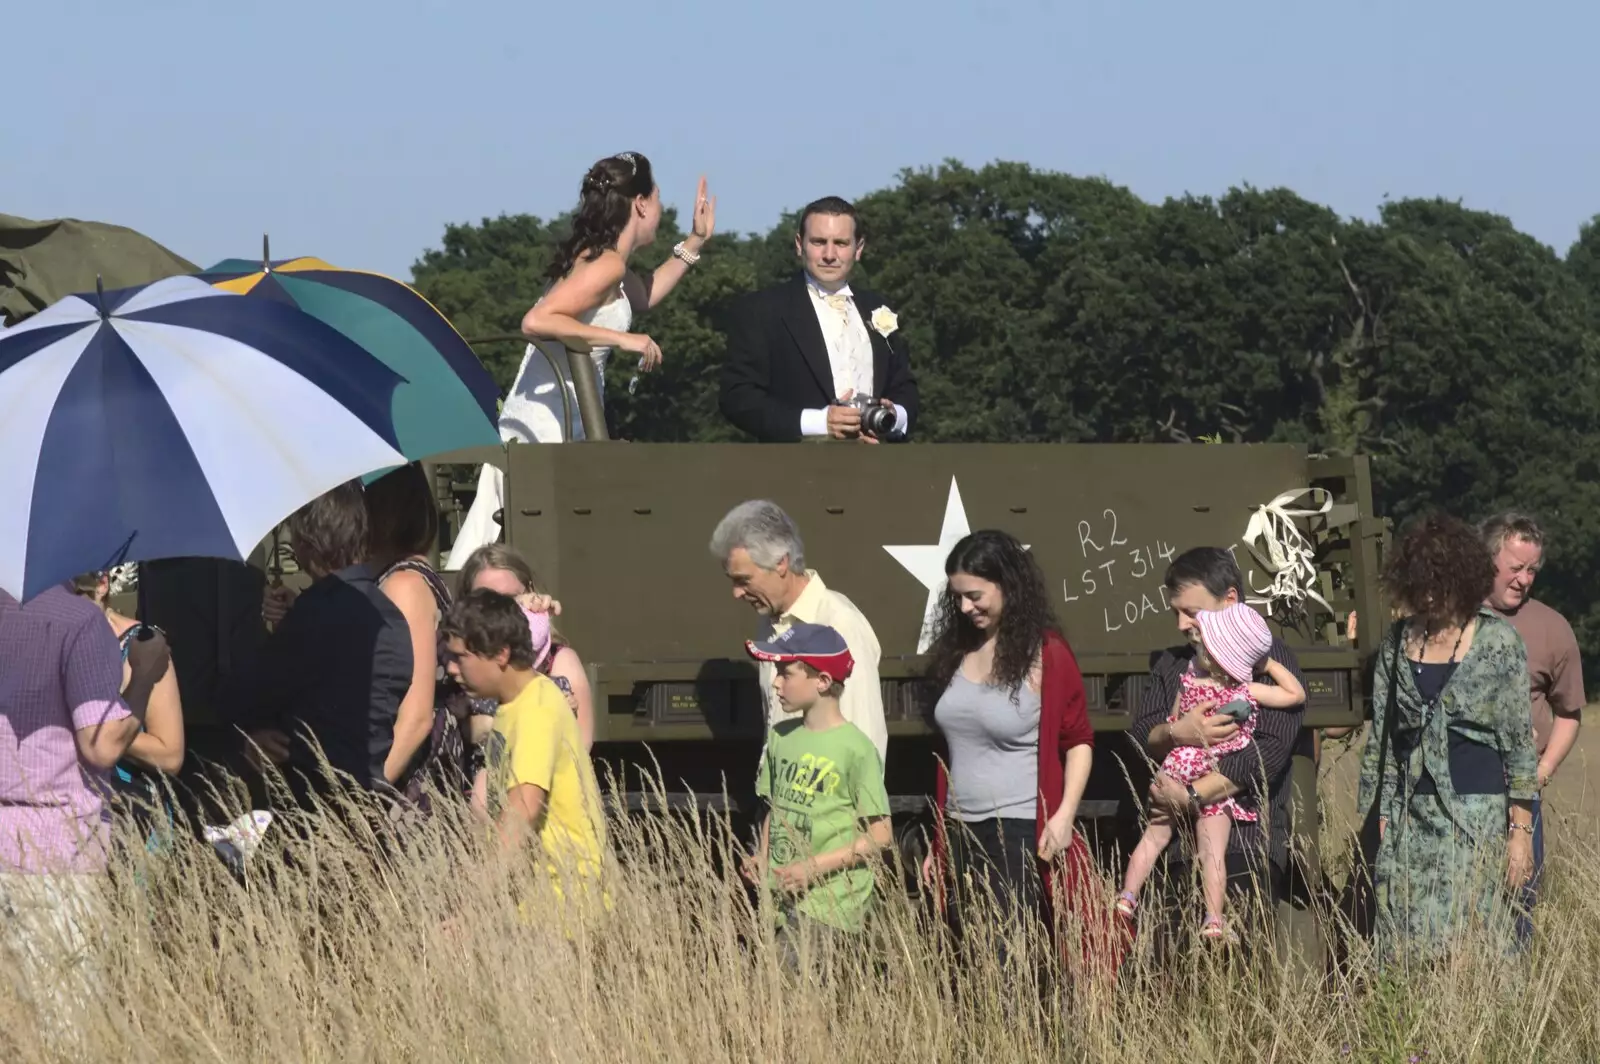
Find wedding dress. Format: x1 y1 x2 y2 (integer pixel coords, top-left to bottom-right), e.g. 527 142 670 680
445 284 633 568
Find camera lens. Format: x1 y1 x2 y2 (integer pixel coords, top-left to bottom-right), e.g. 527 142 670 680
862 404 896 437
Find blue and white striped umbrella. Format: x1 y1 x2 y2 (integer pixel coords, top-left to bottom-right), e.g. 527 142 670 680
0 275 408 600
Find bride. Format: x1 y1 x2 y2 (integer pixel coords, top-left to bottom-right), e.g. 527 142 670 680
448 151 715 565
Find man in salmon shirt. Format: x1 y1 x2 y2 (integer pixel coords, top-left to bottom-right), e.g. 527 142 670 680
1478 512 1586 945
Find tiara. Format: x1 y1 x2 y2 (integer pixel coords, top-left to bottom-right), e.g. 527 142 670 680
615 151 639 175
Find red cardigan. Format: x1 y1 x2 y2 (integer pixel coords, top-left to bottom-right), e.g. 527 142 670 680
930 629 1128 975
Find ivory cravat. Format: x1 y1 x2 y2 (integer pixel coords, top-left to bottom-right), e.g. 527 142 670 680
817 291 865 396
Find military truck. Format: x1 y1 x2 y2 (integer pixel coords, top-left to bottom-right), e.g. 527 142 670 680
427 355 1389 925
22 205 1380 959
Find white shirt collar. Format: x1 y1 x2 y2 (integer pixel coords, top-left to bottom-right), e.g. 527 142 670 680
804 273 852 301
763 571 829 636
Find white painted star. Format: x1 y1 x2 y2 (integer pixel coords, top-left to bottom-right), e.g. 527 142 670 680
884 478 1027 654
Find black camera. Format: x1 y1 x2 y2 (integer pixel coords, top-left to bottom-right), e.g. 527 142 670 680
846 394 898 438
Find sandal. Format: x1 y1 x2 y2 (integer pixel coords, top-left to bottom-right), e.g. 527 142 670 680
1200 914 1229 940
1114 891 1139 918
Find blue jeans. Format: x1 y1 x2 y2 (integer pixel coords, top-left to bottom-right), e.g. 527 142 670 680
1515 795 1544 946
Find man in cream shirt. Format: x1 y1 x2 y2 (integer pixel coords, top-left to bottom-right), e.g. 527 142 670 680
709 499 889 767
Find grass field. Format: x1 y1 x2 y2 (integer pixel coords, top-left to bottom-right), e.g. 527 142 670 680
2 735 1597 1064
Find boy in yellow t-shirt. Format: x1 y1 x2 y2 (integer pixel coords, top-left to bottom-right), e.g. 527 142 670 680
442 589 606 897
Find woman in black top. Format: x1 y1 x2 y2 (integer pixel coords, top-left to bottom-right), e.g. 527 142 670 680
224 482 413 809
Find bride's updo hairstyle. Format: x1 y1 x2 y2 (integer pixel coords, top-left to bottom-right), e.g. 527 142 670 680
544 151 656 283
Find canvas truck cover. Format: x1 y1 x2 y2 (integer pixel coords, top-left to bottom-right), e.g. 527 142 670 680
0 212 197 325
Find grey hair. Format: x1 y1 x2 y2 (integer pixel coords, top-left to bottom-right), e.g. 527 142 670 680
1479 511 1544 556
709 500 807 573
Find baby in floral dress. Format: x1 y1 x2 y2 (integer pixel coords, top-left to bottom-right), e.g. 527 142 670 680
1116 602 1304 939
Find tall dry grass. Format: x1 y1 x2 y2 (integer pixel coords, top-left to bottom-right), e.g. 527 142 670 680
3 763 1598 1064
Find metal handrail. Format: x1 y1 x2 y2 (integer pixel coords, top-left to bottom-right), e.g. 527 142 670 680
463 332 576 442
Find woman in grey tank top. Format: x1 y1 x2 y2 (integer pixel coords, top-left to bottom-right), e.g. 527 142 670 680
919 531 1097 957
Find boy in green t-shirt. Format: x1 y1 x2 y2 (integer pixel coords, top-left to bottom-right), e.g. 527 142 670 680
740 622 892 969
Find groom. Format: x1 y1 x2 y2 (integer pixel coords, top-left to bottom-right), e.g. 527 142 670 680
718 196 919 443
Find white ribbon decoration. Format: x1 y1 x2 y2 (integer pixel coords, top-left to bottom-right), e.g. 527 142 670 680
108 562 139 596
1240 487 1335 617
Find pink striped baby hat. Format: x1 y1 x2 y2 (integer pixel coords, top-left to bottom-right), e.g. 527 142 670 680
1194 603 1272 684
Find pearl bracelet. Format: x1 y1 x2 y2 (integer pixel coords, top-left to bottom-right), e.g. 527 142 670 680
672 241 700 266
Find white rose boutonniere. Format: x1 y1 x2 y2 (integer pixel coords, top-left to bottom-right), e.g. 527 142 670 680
870 305 899 339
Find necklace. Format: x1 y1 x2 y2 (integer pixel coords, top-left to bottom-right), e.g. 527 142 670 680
1407 620 1467 717
1408 619 1465 660
1390 622 1468 819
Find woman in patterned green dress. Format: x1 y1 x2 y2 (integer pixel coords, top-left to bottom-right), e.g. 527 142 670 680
1356 513 1538 968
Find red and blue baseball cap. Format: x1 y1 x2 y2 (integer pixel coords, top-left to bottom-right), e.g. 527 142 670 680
745 622 855 681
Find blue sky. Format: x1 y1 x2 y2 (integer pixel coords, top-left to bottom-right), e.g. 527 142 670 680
7 0 1596 282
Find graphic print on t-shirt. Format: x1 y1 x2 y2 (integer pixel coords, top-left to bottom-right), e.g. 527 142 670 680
754 720 891 930
767 750 843 863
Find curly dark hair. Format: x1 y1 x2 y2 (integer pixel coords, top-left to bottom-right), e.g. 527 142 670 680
1382 511 1494 631
922 529 1061 707
441 589 536 670
544 152 655 284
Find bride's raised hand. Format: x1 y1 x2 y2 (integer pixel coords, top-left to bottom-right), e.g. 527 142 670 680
691 176 716 242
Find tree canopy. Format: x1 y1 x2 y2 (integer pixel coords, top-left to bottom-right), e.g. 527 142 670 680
411 161 1600 687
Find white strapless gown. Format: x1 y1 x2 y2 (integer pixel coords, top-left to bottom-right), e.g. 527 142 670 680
445 286 633 568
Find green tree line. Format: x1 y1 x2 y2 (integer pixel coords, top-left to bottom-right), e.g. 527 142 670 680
411 160 1600 686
